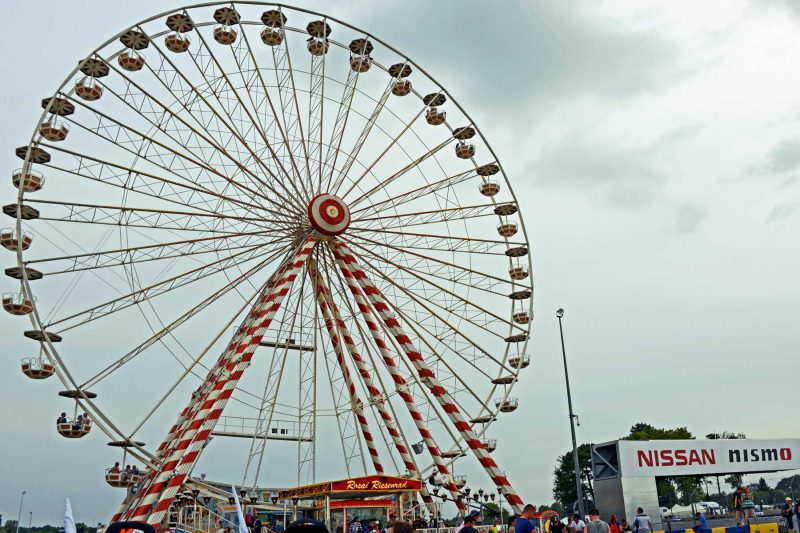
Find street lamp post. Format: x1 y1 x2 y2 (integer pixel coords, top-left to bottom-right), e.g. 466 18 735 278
557 308 585 520
15 490 27 533
28 512 33 533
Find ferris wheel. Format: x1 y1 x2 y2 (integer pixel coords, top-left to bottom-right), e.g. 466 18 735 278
5 2 533 524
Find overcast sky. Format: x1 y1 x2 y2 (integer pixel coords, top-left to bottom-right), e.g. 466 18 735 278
1 0 800 526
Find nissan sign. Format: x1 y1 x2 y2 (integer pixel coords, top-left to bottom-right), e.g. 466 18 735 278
618 439 800 477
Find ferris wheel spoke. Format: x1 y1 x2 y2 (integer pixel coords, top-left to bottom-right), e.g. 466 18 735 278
345 237 524 335
326 243 467 513
344 244 512 378
88 74 273 218
244 270 311 488
344 119 446 207
309 260 385 474
181 13 311 205
350 227 525 255
320 64 360 194
46 243 283 331
355 202 501 231
306 36 327 195
229 22 310 201
78 241 287 390
62 95 298 220
349 167 479 219
28 231 276 276
269 23 314 197
337 101 428 201
331 240 525 512
346 231 520 290
39 143 272 219
314 255 433 478
131 31 307 213
329 81 393 195
137 237 316 525
321 259 437 511
26 198 275 234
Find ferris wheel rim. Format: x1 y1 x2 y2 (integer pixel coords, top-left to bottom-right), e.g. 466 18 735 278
10 0 534 498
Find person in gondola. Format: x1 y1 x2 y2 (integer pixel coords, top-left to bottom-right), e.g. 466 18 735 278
110 462 120 474
57 412 67 424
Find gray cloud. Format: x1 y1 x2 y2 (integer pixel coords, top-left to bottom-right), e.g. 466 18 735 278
529 137 663 208
357 2 680 110
756 138 800 175
675 204 707 233
767 201 799 222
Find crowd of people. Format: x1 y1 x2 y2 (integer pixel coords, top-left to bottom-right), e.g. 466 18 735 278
507 504 652 533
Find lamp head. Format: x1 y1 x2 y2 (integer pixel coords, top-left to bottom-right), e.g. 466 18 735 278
556 308 564 318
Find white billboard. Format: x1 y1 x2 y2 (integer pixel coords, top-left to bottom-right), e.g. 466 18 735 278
618 438 800 477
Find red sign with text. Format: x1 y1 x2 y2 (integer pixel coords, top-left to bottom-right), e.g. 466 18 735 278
331 475 421 492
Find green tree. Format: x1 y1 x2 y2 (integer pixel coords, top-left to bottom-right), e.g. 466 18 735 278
776 475 800 493
725 474 744 490
552 443 594 509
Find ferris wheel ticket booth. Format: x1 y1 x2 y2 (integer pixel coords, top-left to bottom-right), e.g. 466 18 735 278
277 475 422 533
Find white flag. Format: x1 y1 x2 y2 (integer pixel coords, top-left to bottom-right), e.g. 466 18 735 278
64 499 77 533
231 486 250 533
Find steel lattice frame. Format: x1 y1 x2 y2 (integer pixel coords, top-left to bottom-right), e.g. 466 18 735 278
6 2 534 524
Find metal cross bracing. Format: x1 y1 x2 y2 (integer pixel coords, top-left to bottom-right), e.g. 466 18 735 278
8 4 535 528
309 258 382 476
294 273 318 485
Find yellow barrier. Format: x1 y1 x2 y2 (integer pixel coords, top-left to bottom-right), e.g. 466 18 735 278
749 524 778 533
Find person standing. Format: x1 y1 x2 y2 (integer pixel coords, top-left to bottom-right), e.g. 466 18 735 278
794 498 800 533
619 519 631 533
569 514 586 533
632 508 653 533
516 505 537 533
550 516 565 533
732 487 744 526
742 487 756 525
585 509 609 533
508 516 517 533
781 498 794 532
607 515 620 533
460 515 480 533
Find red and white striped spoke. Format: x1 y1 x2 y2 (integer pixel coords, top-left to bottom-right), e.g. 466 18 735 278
332 240 524 514
144 237 317 525
310 263 437 513
120 256 301 521
328 242 466 514
122 363 227 519
121 237 316 523
308 261 384 474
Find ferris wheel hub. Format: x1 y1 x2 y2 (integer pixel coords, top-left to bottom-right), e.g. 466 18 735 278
307 193 350 236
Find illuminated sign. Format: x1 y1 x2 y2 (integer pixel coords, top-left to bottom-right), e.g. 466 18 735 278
618 439 800 477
